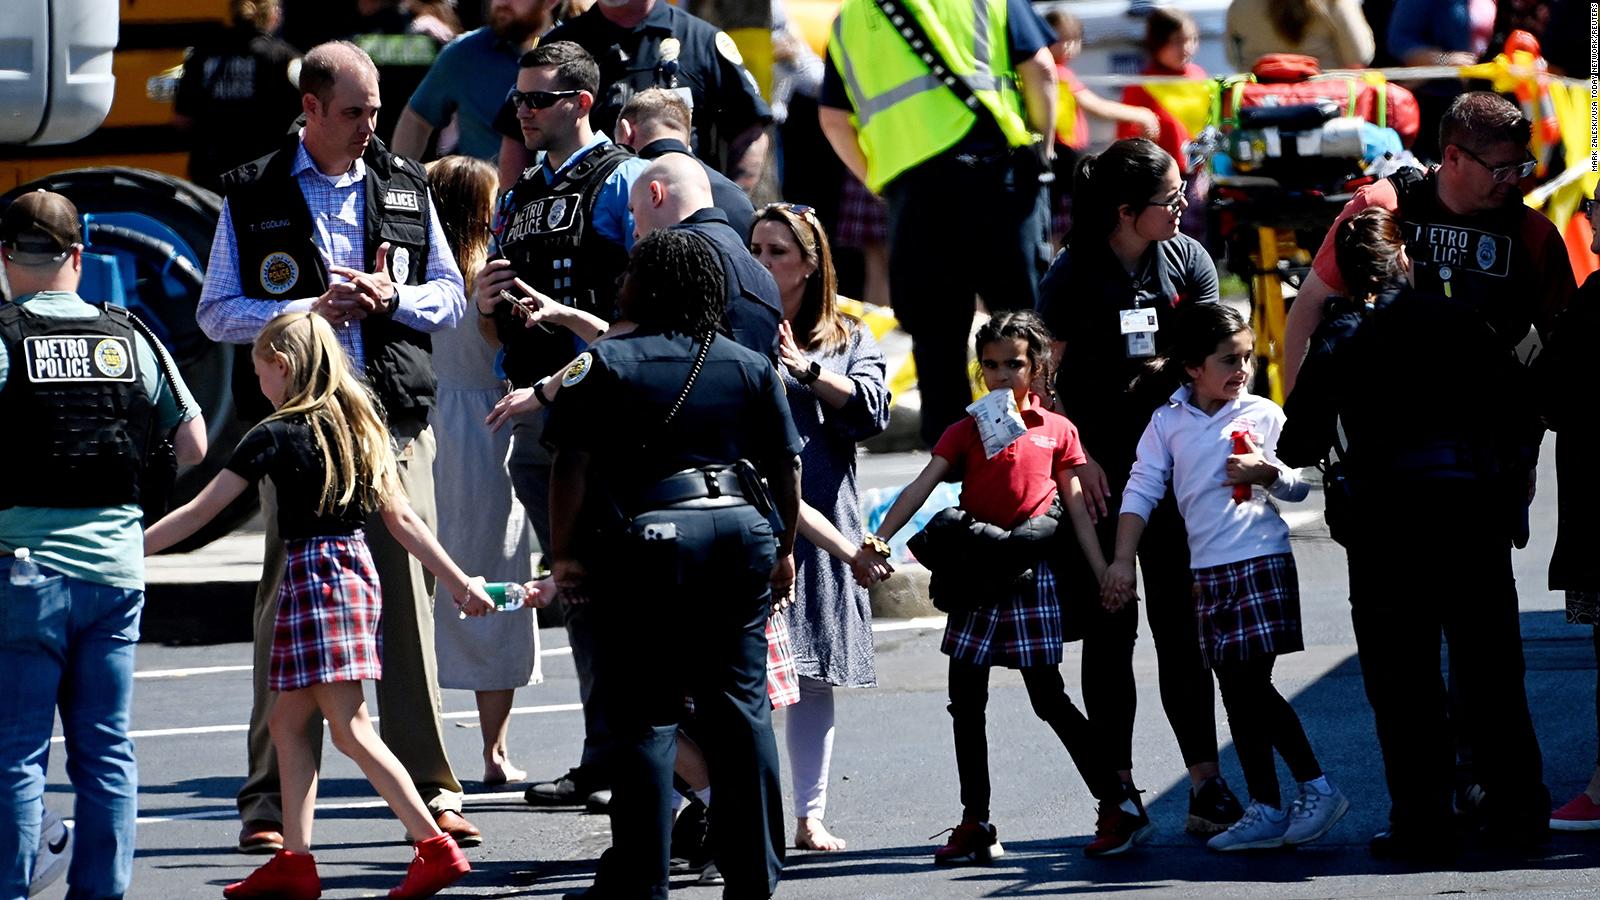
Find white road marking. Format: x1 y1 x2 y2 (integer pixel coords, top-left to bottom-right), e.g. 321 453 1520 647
134 664 253 679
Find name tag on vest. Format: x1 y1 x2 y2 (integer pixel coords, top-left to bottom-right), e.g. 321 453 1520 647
383 189 420 212
504 193 582 243
23 335 136 383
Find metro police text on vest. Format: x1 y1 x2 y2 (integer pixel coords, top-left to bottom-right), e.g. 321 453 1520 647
31 337 98 379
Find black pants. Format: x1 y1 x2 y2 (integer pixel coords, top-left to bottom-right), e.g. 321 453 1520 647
1070 494 1219 772
590 504 784 900
1345 487 1548 834
947 658 1124 822
883 152 1051 447
1213 656 1320 809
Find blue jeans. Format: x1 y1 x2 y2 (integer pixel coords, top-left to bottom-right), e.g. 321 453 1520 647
0 557 142 900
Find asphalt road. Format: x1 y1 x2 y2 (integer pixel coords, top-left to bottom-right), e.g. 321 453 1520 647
28 446 1600 899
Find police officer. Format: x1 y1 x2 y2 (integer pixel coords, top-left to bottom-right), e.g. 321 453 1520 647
494 0 772 188
618 87 756 239
195 40 478 851
544 228 799 900
474 39 648 811
630 153 781 356
1280 206 1551 861
818 0 1060 446
1284 91 1576 392
0 190 206 898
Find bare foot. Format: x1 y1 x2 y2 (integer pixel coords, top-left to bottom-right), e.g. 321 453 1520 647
483 760 528 786
795 817 847 851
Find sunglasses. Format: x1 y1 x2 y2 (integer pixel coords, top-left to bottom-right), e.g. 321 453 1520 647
511 88 581 110
1458 146 1536 184
759 202 823 242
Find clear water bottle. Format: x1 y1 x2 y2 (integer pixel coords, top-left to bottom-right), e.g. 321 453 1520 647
484 582 527 612
10 548 45 586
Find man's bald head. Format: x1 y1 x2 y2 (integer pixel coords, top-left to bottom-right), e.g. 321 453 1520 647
300 41 379 105
629 154 714 240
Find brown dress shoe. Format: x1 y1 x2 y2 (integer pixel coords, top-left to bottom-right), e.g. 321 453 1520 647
434 809 483 848
237 820 285 854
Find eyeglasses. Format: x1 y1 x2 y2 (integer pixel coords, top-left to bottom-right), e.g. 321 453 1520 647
1458 146 1536 184
1141 181 1186 214
510 88 581 110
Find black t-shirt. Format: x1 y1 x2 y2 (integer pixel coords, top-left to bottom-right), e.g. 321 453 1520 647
226 417 371 539
817 0 1053 154
1036 233 1219 482
174 25 302 192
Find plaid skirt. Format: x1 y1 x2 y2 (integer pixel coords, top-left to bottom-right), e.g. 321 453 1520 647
834 174 888 247
941 562 1063 669
767 614 800 709
1192 553 1303 668
270 533 384 692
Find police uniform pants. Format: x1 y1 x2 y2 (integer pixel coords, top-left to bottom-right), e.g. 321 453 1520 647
1345 482 1549 835
883 152 1051 447
589 504 784 900
1064 492 1220 773
508 416 611 778
237 421 465 824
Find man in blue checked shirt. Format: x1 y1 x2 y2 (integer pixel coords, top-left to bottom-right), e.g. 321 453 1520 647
196 39 480 853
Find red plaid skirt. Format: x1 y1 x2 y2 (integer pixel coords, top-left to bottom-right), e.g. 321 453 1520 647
1192 553 1304 668
766 614 799 709
941 562 1064 669
270 533 384 691
834 174 888 247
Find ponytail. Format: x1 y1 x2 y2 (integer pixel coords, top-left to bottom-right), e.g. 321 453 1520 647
1333 207 1406 304
1069 138 1176 249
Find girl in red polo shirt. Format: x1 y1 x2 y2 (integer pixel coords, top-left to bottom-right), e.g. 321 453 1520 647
858 311 1150 864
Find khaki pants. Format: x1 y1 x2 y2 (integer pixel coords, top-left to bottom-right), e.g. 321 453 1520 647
236 422 464 824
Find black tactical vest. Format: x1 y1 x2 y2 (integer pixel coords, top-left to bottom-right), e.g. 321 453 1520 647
0 302 155 509
1388 167 1537 347
494 142 633 386
221 134 437 424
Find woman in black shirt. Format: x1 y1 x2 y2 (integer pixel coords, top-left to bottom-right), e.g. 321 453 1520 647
1036 137 1240 836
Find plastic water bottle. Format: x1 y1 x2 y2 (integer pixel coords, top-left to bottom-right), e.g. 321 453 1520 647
484 582 527 612
10 548 45 586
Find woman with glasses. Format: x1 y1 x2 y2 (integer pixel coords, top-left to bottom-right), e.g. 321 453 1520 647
749 201 891 852
1035 137 1243 839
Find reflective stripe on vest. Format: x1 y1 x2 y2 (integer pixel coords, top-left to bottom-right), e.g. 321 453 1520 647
829 0 1033 192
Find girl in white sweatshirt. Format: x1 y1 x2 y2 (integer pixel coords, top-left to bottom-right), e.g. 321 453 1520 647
1101 303 1348 852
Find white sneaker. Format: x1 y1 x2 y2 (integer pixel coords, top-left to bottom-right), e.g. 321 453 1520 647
1284 776 1350 846
1206 801 1290 852
29 811 70 897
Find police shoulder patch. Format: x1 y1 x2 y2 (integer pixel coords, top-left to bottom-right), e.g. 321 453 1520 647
715 31 743 66
260 252 299 295
561 351 594 387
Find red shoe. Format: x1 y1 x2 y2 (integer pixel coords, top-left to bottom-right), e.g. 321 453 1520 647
1551 792 1600 831
1084 801 1153 858
224 849 320 899
931 821 1004 865
389 833 471 898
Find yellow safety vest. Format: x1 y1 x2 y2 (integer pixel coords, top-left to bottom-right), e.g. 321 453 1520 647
829 0 1034 192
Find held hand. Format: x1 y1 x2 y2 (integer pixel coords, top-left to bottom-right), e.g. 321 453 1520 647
328 242 397 312
849 548 892 587
485 387 541 432
475 259 518 314
455 576 495 617
522 576 556 609
1078 454 1111 523
311 282 368 325
777 321 809 379
1100 559 1137 611
553 559 590 607
770 553 797 612
1223 433 1277 486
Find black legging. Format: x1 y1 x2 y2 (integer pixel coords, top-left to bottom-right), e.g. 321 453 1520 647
1073 495 1220 772
948 658 1124 822
1213 655 1322 809
1593 624 1600 767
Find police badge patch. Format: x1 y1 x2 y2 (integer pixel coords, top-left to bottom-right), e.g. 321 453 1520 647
93 338 130 379
715 31 744 65
547 197 569 230
1476 234 1497 272
561 351 593 387
260 252 299 294
390 246 411 283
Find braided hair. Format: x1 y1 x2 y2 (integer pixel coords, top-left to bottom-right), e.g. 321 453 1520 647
621 229 727 338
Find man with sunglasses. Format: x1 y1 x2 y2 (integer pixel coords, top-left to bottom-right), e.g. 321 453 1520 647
473 39 648 813
1285 91 1575 393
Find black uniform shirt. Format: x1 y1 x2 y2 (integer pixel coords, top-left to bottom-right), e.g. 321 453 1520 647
495 1 771 172
542 330 803 493
639 137 756 238
671 208 781 358
174 25 302 191
1036 233 1219 480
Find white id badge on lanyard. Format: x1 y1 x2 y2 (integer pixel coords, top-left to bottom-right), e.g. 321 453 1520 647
1120 308 1159 359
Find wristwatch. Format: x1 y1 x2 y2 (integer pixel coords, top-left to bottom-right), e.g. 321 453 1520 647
862 534 892 558
533 376 556 407
797 360 822 385
381 286 400 315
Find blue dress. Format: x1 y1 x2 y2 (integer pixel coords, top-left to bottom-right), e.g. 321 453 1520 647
780 319 891 687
